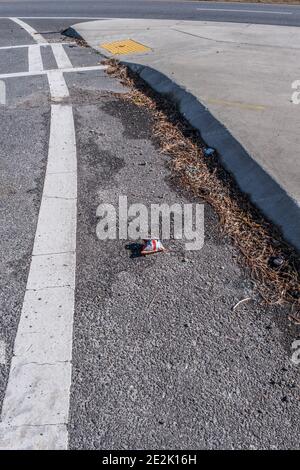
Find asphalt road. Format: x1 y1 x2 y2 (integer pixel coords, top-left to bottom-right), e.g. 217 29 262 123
0 14 299 450
0 0 300 27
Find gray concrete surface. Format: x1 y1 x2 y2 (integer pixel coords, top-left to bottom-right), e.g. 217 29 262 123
0 15 300 450
70 18 300 252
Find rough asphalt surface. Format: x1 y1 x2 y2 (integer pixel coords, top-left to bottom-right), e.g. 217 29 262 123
0 16 299 450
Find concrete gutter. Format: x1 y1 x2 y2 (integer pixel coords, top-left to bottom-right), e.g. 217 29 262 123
67 19 300 252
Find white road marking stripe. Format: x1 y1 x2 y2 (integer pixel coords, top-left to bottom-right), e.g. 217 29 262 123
0 108 76 449
9 17 47 44
28 44 43 72
0 20 77 450
0 43 75 50
11 286 75 364
0 80 6 105
0 16 106 19
51 43 73 69
0 424 67 450
0 341 6 365
47 70 70 101
51 44 73 69
196 8 292 15
43 171 77 199
0 65 107 80
1 360 72 426
33 185 77 255
27 252 76 290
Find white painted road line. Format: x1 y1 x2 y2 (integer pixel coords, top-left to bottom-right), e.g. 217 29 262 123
196 8 292 15
0 16 106 19
47 70 70 101
0 19 77 450
51 43 73 69
28 45 43 72
0 65 107 80
0 106 76 449
0 424 67 450
9 17 48 44
0 115 76 448
27 252 76 291
0 80 6 105
44 106 77 178
33 187 77 255
0 341 6 365
43 171 77 199
1 361 72 426
0 43 76 51
13 286 75 363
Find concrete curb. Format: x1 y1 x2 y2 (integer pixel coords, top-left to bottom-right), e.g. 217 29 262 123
66 26 300 253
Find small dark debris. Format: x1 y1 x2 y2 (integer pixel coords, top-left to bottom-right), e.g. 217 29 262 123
289 290 300 299
125 242 144 258
204 147 216 157
268 256 285 269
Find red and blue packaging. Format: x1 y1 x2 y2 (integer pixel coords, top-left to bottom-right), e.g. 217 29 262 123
141 239 165 256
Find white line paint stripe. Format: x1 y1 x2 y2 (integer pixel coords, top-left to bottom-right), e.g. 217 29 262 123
0 65 107 80
0 424 67 450
47 70 70 101
0 21 77 450
68 65 108 73
27 252 76 291
0 70 46 79
9 17 47 44
0 43 75 50
196 8 292 15
28 45 43 72
0 80 6 105
0 341 6 365
0 16 107 19
51 43 73 69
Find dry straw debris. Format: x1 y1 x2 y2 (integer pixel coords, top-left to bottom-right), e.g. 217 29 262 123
105 59 300 310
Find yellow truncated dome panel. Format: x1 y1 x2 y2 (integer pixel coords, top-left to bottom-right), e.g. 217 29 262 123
100 39 151 55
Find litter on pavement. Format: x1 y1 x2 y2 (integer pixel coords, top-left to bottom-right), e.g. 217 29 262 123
141 239 166 256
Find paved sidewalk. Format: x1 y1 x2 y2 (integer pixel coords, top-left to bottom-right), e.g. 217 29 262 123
70 18 300 251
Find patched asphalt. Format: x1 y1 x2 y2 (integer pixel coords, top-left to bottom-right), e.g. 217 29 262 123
0 17 299 450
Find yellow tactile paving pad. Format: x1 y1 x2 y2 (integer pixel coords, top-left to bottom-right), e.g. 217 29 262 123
100 39 151 55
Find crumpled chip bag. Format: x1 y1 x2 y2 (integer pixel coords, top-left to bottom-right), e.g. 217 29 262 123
141 239 165 255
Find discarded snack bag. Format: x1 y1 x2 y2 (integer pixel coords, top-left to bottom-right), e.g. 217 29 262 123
141 239 165 256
